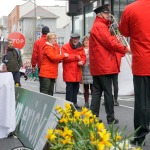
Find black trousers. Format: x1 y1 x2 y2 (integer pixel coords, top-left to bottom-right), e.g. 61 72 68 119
133 76 150 140
90 75 114 121
84 84 93 103
111 74 118 101
40 77 55 96
66 82 79 104
12 71 21 86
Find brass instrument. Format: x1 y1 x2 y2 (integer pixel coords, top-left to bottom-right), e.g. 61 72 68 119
110 15 132 68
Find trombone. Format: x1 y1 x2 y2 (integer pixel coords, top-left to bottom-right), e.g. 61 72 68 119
110 14 132 68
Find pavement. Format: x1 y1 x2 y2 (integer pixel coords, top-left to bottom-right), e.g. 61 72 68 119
0 78 150 150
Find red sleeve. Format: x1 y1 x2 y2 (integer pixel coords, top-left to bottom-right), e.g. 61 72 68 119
119 7 130 37
45 46 65 62
61 46 79 63
95 25 127 54
80 47 86 65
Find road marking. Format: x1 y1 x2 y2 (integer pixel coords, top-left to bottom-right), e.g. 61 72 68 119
21 83 27 85
78 95 134 101
119 104 134 109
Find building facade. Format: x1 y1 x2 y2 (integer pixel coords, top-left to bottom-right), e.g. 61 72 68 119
6 1 71 61
67 0 135 37
0 16 8 62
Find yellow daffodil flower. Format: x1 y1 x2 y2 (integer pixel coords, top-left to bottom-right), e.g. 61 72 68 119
65 103 71 110
116 133 122 141
74 110 81 119
46 129 56 142
96 123 105 131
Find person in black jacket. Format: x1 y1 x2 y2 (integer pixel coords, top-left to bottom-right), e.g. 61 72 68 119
3 39 23 86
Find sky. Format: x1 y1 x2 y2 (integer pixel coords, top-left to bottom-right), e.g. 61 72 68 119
0 0 66 18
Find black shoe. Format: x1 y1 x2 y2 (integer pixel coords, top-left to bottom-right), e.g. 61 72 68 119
8 132 15 137
130 139 145 146
74 103 81 110
84 102 89 108
107 118 119 124
114 101 119 106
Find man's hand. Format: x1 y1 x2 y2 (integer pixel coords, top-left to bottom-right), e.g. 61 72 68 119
64 53 69 58
78 61 84 66
127 46 131 54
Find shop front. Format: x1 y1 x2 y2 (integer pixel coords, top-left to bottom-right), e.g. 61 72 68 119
68 0 135 37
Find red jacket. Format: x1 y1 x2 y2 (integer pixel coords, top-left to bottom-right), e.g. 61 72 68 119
31 34 47 68
89 17 127 76
62 42 86 82
112 36 125 72
39 42 65 79
119 0 150 76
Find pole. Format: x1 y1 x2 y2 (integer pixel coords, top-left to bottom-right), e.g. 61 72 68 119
34 0 36 41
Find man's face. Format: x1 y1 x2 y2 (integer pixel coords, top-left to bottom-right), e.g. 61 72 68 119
8 41 13 49
71 38 80 46
100 12 110 20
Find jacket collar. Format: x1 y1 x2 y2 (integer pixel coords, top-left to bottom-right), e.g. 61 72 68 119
69 40 82 50
94 16 111 27
41 34 47 38
45 42 53 46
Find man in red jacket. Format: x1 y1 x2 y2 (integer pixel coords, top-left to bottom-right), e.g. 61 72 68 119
119 0 150 146
62 33 86 109
31 26 50 73
89 4 128 124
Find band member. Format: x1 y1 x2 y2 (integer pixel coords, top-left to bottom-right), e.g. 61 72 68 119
89 4 129 124
119 0 150 146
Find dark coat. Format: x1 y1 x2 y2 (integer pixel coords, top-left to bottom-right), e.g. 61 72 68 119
4 47 23 72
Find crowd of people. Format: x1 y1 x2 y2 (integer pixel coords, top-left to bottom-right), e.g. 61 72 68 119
2 1 150 147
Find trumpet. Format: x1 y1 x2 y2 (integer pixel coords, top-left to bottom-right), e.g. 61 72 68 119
110 15 132 68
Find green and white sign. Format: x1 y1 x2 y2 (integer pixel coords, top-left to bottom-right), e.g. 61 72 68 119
15 87 72 150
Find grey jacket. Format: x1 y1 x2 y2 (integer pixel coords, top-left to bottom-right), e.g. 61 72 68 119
82 48 93 84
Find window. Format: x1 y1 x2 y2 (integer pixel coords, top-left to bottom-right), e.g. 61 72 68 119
58 37 64 47
73 15 83 36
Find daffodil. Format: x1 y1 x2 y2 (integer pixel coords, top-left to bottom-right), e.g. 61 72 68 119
62 127 73 137
61 136 74 145
83 117 90 125
46 129 56 142
90 131 95 141
97 143 105 150
46 105 142 150
98 129 112 148
116 133 122 141
80 107 88 115
59 117 68 124
96 122 105 131
65 103 71 110
74 110 81 119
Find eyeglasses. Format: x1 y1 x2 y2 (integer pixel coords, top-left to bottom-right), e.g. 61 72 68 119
50 38 57 40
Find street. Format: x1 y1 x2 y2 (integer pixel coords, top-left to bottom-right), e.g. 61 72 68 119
0 78 149 150
20 78 150 149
